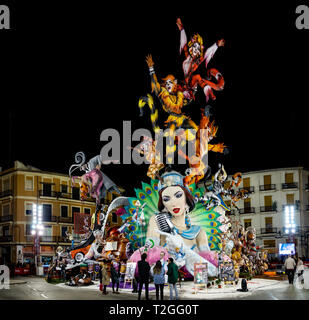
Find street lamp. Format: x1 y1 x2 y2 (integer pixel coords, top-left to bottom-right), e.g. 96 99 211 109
32 204 44 274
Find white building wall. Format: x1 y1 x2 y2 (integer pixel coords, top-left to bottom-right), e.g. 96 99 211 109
226 167 309 257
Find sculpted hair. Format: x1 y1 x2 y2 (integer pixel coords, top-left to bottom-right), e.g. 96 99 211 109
158 186 195 212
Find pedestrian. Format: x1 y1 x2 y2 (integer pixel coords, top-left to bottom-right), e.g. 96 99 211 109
61 263 66 281
137 253 150 300
296 257 305 284
99 261 110 295
284 255 296 284
167 257 179 300
110 260 120 294
152 260 165 300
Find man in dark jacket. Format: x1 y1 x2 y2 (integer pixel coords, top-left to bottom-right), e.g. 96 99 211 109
137 253 150 300
167 257 179 300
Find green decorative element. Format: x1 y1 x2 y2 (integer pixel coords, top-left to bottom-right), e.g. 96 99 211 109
121 179 226 250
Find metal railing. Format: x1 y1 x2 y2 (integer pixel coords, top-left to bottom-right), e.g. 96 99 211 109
39 190 95 202
0 215 13 222
0 190 13 198
242 186 255 193
39 190 59 198
58 216 74 223
282 182 298 189
259 184 276 191
40 236 58 242
239 207 255 214
260 206 277 213
260 227 278 234
0 235 13 242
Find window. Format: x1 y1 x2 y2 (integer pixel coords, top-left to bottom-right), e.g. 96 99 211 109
286 194 294 205
264 175 271 186
72 207 80 216
263 239 276 248
84 208 91 215
42 183 52 196
44 226 52 237
2 204 10 216
42 204 52 222
72 187 80 200
244 198 251 208
3 226 9 236
112 212 118 223
25 203 33 216
61 206 68 218
285 173 294 184
244 219 251 229
61 184 68 193
264 195 272 207
265 217 273 229
61 226 68 237
3 178 10 191
243 177 250 188
25 176 34 191
25 224 32 236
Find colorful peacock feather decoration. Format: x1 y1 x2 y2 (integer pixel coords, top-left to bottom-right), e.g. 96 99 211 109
119 178 230 251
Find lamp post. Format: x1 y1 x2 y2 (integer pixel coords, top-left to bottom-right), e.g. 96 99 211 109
31 204 44 275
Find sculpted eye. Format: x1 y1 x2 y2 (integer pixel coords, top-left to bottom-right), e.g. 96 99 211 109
175 191 183 199
163 196 170 202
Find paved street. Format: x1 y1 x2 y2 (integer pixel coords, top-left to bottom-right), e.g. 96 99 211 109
0 276 308 300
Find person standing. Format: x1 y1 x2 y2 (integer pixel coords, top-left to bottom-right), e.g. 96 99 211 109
152 260 165 300
296 257 305 284
110 260 120 294
137 253 150 300
167 257 179 300
284 255 296 284
99 261 110 295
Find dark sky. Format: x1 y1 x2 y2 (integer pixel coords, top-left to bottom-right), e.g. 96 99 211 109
1 1 308 194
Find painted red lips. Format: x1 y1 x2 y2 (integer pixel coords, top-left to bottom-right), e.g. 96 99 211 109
173 208 180 213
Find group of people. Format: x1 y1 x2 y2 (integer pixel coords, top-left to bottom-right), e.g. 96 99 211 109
99 260 121 294
137 253 179 300
284 255 305 285
98 253 180 300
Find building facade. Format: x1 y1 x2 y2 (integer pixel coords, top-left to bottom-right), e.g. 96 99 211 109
0 161 124 266
223 167 309 258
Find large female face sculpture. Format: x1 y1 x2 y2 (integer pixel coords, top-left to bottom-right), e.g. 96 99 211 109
161 186 187 217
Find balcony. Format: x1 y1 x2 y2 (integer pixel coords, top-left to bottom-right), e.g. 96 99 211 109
58 216 74 224
259 184 276 191
0 215 13 222
260 206 277 213
0 235 13 242
260 227 278 234
39 190 59 198
242 186 255 193
239 207 255 214
39 189 95 203
282 182 298 190
40 236 58 243
0 190 13 198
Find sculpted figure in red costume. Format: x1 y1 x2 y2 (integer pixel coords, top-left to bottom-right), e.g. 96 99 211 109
176 18 225 103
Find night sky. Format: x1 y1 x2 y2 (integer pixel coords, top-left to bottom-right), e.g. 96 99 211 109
1 1 308 194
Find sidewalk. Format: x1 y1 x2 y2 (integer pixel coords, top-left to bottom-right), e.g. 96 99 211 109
55 277 290 299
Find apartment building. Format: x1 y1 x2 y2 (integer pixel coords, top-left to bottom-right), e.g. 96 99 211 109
0 161 124 265
223 167 309 258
